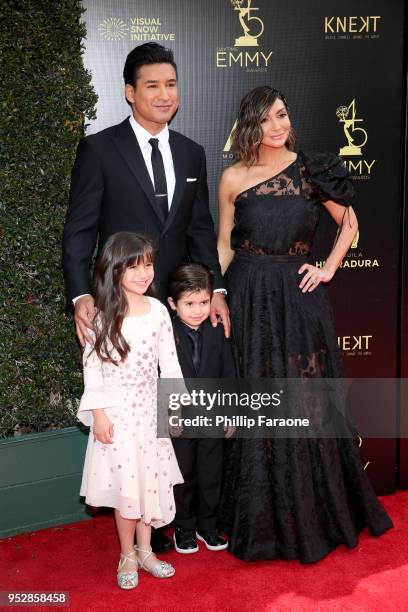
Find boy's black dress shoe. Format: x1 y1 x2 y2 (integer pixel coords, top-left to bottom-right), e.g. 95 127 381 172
173 528 199 554
196 529 228 551
150 528 173 553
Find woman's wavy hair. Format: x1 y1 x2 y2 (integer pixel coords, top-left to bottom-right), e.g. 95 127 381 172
231 86 296 166
92 232 156 364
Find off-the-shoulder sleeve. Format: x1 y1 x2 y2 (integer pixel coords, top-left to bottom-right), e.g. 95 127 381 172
301 151 354 206
77 340 123 427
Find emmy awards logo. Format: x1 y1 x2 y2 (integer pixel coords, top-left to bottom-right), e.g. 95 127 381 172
231 0 264 47
223 121 237 152
351 229 359 249
336 99 368 156
335 228 359 248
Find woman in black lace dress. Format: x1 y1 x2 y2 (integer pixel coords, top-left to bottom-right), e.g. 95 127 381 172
217 86 392 563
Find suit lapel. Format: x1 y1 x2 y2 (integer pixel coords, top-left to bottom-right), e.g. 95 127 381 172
173 318 196 377
111 119 165 225
197 321 212 377
163 131 187 234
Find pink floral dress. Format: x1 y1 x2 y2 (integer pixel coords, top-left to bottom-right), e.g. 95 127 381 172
78 297 183 527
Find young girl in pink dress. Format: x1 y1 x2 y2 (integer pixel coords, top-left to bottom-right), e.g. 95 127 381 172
77 232 184 590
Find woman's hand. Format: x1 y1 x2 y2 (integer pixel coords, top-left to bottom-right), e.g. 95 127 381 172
92 409 114 444
298 264 334 293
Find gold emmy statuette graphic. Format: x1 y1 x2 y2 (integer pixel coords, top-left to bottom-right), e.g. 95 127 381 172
224 121 237 152
336 99 368 156
334 227 359 248
231 0 264 47
357 436 371 471
351 229 359 249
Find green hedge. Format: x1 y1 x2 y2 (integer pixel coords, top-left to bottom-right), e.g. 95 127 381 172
0 1 97 438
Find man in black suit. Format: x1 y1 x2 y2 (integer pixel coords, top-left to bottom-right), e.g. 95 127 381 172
62 43 229 552
62 42 229 341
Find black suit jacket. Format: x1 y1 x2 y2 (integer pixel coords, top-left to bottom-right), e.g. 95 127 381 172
62 118 223 303
172 317 236 379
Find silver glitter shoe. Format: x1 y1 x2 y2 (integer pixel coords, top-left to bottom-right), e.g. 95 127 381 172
135 545 175 578
117 550 138 590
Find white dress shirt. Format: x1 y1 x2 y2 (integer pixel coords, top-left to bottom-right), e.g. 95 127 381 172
129 115 176 207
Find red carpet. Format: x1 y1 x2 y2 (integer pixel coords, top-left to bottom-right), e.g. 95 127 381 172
1 491 407 612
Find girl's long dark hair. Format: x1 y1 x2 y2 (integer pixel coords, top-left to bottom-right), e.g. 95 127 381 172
231 86 296 166
92 232 155 364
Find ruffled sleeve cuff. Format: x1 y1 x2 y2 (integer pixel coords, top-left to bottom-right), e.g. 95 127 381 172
300 151 354 206
77 387 124 427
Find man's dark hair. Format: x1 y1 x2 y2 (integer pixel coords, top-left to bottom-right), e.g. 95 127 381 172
169 264 214 303
123 42 177 87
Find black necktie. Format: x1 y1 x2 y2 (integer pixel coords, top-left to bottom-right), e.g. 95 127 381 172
186 328 202 373
149 138 168 222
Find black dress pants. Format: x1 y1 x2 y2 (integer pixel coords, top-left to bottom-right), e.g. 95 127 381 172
172 437 223 531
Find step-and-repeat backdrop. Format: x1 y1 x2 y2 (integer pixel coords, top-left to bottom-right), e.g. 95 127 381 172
82 0 406 493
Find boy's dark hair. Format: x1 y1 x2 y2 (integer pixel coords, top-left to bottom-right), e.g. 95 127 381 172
123 42 178 87
169 264 214 303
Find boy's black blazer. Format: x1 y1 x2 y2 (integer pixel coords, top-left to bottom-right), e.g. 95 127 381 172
62 118 222 303
172 317 236 379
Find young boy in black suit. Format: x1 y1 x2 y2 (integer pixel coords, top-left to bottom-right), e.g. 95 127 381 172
168 264 236 553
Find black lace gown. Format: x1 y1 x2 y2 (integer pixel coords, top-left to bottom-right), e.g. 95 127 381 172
219 151 393 563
